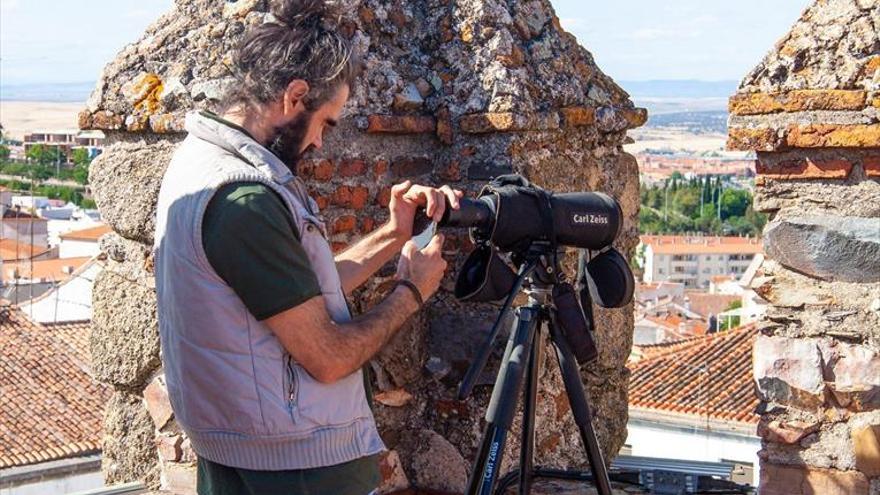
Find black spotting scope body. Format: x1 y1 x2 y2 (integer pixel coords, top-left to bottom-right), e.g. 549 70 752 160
438 191 622 251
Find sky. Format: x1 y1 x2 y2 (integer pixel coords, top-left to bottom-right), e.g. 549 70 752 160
0 0 813 87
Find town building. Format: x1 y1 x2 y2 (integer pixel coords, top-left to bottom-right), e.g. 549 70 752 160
20 258 100 324
58 224 110 258
1 256 92 305
640 235 763 289
21 129 105 164
627 325 760 486
0 207 50 249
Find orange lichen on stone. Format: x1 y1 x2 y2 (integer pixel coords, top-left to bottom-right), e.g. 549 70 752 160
559 106 596 127
756 157 853 180
729 90 867 115
862 55 880 78
132 73 164 114
365 115 436 134
620 107 648 128
459 112 559 134
786 124 880 148
727 127 783 151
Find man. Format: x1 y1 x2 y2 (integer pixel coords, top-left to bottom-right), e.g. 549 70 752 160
153 1 459 493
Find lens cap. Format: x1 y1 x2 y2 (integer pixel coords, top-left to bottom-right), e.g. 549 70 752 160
584 248 635 308
454 244 518 302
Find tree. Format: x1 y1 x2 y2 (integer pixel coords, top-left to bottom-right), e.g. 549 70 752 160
719 188 751 218
71 148 92 185
26 144 62 166
673 187 701 218
0 145 9 161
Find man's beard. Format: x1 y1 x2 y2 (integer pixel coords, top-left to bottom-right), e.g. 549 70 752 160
267 111 314 171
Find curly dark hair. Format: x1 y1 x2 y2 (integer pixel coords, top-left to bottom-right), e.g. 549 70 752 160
224 0 360 112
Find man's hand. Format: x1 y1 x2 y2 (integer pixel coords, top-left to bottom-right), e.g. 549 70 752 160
396 234 448 301
388 181 464 239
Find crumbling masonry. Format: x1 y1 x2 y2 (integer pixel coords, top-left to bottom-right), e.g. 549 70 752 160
728 0 880 494
81 0 645 492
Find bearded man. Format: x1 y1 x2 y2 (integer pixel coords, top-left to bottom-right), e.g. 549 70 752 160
153 1 458 493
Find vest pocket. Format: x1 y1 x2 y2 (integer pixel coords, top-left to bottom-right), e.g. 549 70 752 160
284 354 299 423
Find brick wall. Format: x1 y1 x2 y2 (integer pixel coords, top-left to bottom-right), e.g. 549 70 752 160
728 1 880 493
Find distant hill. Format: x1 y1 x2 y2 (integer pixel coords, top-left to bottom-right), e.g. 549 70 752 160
618 80 739 99
0 82 94 102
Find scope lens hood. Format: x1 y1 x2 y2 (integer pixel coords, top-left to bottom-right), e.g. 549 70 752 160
454 244 517 302
583 248 635 309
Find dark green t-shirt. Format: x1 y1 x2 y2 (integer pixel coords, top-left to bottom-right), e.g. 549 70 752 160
200 181 379 494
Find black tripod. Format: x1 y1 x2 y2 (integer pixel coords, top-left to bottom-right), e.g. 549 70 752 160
459 249 614 495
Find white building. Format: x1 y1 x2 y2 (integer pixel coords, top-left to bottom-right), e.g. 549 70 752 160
58 224 110 258
640 235 763 289
628 324 760 486
20 259 100 324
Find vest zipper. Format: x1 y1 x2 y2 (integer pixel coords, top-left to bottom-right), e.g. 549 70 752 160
285 354 298 422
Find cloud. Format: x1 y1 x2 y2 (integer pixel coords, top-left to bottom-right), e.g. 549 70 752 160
0 0 22 12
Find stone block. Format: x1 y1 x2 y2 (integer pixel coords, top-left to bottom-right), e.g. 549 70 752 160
459 112 559 133
144 375 174 430
763 215 880 283
163 461 197 495
366 115 436 134
377 450 409 494
156 434 183 463
819 340 880 411
759 464 870 495
560 106 596 127
91 264 161 389
729 90 868 115
102 391 161 488
759 420 820 444
409 429 468 493
90 141 177 244
756 157 853 180
852 425 880 477
753 335 825 409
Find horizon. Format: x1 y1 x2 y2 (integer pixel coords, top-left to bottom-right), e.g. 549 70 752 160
0 0 811 89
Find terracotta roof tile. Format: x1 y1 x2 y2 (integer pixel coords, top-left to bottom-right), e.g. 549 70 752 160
59 224 111 242
628 324 759 425
0 239 51 262
0 310 109 469
641 235 763 255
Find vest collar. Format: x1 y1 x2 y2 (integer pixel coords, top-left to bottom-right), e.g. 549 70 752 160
185 111 317 214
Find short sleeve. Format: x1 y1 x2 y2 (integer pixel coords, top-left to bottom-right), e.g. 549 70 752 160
201 182 322 320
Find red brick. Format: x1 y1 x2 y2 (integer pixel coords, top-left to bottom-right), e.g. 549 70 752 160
313 159 334 182
460 146 476 157
338 159 366 177
296 160 316 179
331 242 349 253
350 186 370 210
313 195 330 210
331 186 352 207
436 107 453 145
333 215 357 234
373 160 389 176
143 375 173 430
756 157 853 180
376 187 392 207
366 115 436 134
864 156 880 178
391 157 434 177
360 217 376 234
759 464 869 495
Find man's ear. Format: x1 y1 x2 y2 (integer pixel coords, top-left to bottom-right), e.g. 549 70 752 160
283 80 310 115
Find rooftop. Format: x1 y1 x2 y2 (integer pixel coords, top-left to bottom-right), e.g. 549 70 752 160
0 239 51 262
0 308 108 469
629 324 759 426
3 256 92 283
59 224 111 242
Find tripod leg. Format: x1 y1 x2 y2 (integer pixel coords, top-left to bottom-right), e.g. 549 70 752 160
547 319 614 495
466 306 540 495
518 320 544 495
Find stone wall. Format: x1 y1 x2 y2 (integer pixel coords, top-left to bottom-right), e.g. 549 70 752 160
728 1 880 494
83 0 644 492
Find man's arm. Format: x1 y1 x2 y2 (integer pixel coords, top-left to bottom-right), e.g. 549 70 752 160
265 286 419 383
335 222 405 295
268 235 446 383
